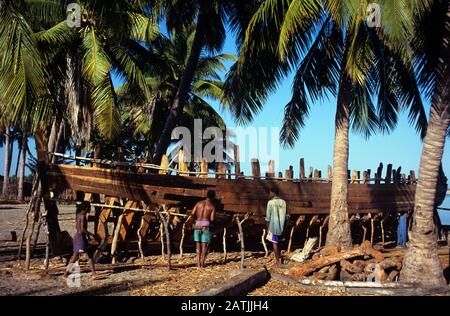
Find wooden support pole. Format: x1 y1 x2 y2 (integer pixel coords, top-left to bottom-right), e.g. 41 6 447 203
223 227 227 263
287 226 296 254
381 216 386 246
32 217 43 256
111 212 125 264
137 213 151 262
179 215 191 259
306 215 319 238
158 209 172 270
234 145 240 178
251 159 261 179
287 215 305 254
159 222 165 259
319 216 330 248
300 158 306 180
261 228 269 257
371 217 375 246
236 214 248 270
362 225 368 244
25 212 36 270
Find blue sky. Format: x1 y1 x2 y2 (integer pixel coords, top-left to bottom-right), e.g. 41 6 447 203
1 24 449 196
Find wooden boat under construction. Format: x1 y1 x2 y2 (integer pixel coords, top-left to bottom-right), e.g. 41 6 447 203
41 152 448 262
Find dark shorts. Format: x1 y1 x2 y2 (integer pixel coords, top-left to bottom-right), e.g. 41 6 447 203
73 233 88 253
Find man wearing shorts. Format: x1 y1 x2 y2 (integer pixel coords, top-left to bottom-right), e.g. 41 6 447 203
63 203 98 280
266 187 287 265
192 190 216 268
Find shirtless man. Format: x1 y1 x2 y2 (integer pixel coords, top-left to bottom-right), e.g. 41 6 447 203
192 190 216 268
63 203 98 280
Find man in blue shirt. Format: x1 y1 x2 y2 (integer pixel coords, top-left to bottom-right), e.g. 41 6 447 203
397 212 408 247
265 186 287 265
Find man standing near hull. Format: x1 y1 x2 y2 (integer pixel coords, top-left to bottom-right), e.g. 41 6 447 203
266 187 287 265
192 190 216 268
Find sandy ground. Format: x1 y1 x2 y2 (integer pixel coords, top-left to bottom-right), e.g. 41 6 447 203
1 203 449 296
0 202 299 296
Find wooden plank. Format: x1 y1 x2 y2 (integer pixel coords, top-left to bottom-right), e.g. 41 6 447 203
409 170 416 185
267 160 275 178
251 159 260 179
385 164 393 184
200 158 208 178
159 155 169 175
285 166 294 181
396 167 402 183
300 158 306 180
216 162 226 179
375 163 383 184
178 149 189 176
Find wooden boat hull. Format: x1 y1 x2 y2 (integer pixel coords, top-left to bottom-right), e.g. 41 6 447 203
45 164 447 215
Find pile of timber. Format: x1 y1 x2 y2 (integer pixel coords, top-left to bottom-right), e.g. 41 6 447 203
288 241 404 283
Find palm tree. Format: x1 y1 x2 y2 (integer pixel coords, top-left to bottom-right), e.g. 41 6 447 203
151 0 261 164
116 25 233 163
400 0 450 287
224 0 428 247
34 0 157 144
1 124 12 199
0 0 155 257
17 130 28 201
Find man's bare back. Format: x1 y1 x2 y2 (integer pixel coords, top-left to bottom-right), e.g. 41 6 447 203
192 199 216 222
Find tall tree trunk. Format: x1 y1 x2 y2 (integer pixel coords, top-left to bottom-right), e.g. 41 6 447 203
2 126 11 199
151 5 207 164
47 120 59 157
52 120 65 163
400 2 450 287
34 130 63 255
326 35 353 248
17 131 27 201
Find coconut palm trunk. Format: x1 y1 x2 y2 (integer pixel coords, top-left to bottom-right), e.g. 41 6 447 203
400 2 450 287
326 33 353 248
2 126 11 199
326 74 353 247
17 131 27 201
152 9 207 165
